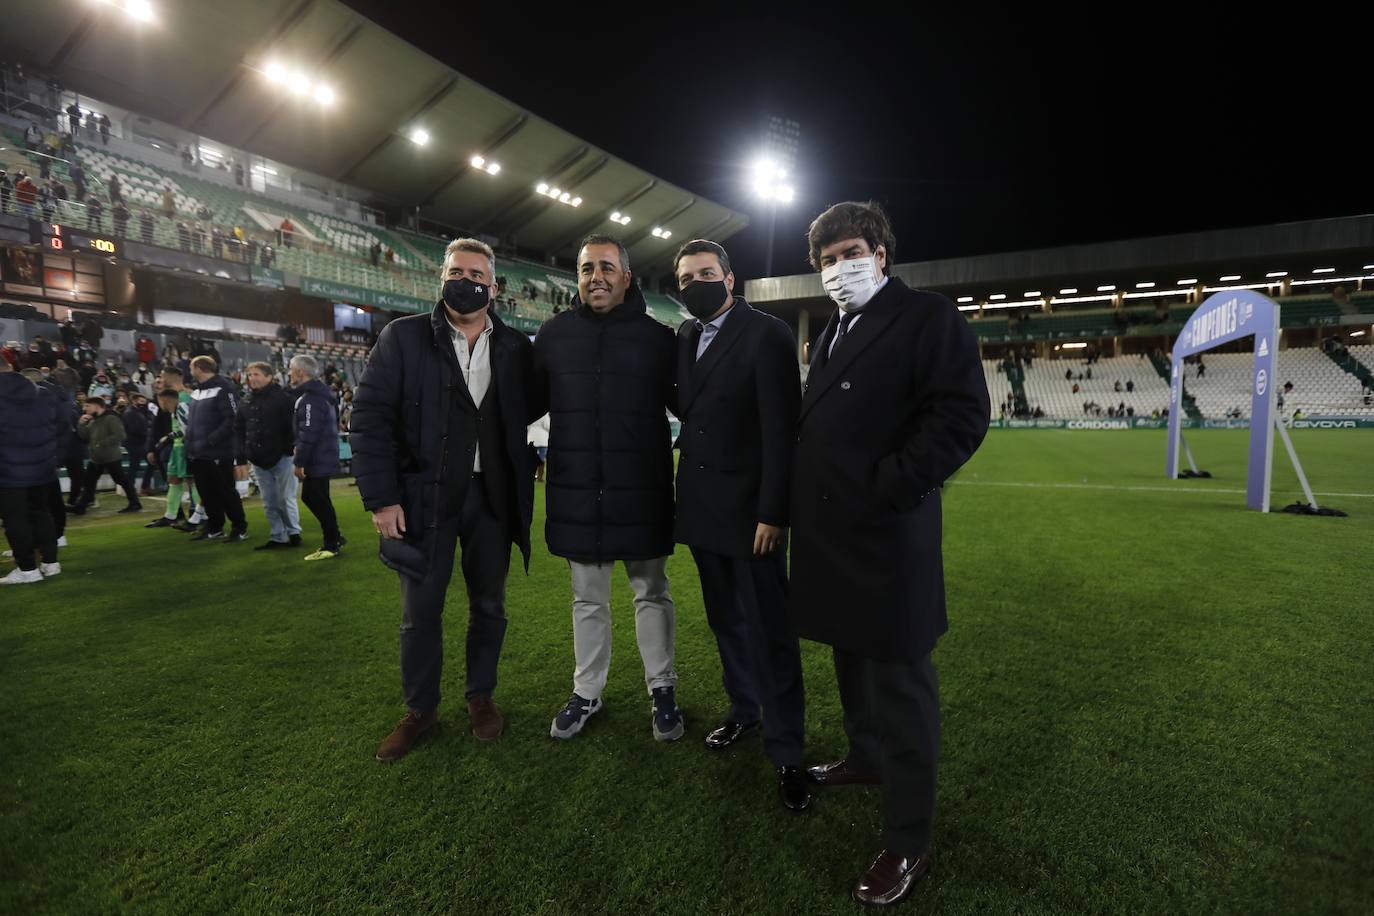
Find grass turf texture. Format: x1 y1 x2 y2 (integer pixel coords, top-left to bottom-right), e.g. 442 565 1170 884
2 430 1371 915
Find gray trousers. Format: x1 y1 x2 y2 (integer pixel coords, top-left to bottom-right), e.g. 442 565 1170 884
569 557 677 700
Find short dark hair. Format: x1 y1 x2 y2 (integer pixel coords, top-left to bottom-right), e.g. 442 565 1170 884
84 396 107 407
577 234 630 272
672 239 731 277
806 201 896 276
157 388 179 399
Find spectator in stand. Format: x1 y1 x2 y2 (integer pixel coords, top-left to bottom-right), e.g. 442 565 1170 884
38 183 55 222
112 200 130 237
279 217 295 249
289 355 344 560
87 368 115 400
1126 379 1134 393
68 160 85 203
260 244 275 268
24 122 42 153
235 362 300 550
369 240 381 267
97 113 111 145
0 358 61 585
160 187 176 220
233 161 245 186
135 335 156 368
384 246 396 269
107 174 122 205
1196 357 1206 378
120 392 150 491
70 396 141 515
66 102 82 135
211 226 224 258
181 146 194 169
138 208 154 244
185 355 247 542
85 194 103 231
0 169 12 214
15 172 38 220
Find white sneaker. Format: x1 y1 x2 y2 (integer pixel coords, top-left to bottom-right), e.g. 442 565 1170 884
39 562 61 578
56 535 68 547
0 568 43 585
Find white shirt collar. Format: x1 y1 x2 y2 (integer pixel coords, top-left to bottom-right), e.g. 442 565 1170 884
446 311 494 339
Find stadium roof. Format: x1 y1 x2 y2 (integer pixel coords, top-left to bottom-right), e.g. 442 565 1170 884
746 213 1374 317
0 0 748 271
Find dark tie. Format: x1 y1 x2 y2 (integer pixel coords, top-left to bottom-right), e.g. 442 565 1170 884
829 310 860 359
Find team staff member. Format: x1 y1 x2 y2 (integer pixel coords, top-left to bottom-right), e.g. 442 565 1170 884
532 235 682 743
186 356 247 542
791 201 989 907
352 238 539 759
0 357 60 584
670 238 808 811
234 361 301 549
289 355 344 561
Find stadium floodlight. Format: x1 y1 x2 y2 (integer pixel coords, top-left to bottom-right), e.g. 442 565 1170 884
989 294 1006 300
1059 288 1077 294
570 196 582 207
957 296 974 303
1178 278 1198 285
1364 264 1374 270
751 154 796 203
538 182 550 194
661 230 671 239
1097 285 1116 291
956 304 979 312
312 84 335 107
1265 271 1288 278
125 0 154 22
1024 291 1041 297
1351 330 1367 337
559 192 571 203
1062 342 1088 350
1135 282 1155 288
288 72 311 96
651 227 662 237
409 128 430 146
609 212 631 225
471 155 485 168
1312 267 1335 274
548 187 561 198
486 162 501 175
265 61 287 84
1219 275 1241 282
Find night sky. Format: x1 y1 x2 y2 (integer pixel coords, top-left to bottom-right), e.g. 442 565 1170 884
344 2 1371 281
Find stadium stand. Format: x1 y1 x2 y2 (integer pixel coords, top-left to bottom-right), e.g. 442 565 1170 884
1181 349 1373 418
1019 356 1171 419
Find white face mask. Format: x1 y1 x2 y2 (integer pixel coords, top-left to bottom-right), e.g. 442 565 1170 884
820 255 881 311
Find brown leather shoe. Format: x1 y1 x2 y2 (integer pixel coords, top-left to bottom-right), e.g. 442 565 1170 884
375 709 438 762
852 848 932 907
807 758 883 787
467 695 504 742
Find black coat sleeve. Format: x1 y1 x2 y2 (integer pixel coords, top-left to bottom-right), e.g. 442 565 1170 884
871 294 990 507
755 318 801 527
208 383 237 451
350 325 405 511
234 399 247 464
528 325 551 422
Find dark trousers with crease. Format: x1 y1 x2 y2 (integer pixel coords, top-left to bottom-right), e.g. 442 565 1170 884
0 485 58 570
399 475 510 713
189 458 245 532
833 648 940 857
692 546 805 767
299 475 340 546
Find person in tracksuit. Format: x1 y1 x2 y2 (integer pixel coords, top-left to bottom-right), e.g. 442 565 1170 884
290 355 343 560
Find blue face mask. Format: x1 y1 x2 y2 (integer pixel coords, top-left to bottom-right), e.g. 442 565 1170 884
442 277 490 315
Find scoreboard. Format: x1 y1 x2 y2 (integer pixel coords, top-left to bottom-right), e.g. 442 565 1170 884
44 224 121 258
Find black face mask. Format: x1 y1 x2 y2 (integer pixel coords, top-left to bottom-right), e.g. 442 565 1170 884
681 279 730 322
442 277 490 315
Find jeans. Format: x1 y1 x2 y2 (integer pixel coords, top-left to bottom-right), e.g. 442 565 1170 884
568 557 677 700
253 455 300 543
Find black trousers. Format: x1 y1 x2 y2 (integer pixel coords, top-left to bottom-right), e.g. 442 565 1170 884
833 648 940 857
64 458 84 503
46 480 66 538
692 546 805 767
189 458 245 532
75 460 138 508
300 475 340 546
0 485 58 570
399 476 510 713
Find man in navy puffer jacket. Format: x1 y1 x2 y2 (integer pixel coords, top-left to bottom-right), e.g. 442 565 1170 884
289 355 343 560
0 359 60 584
186 355 247 542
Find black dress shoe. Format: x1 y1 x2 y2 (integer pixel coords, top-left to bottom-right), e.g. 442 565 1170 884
704 720 760 750
222 529 249 543
190 528 224 541
852 849 931 907
117 503 142 513
288 534 302 546
807 758 882 788
777 765 812 812
144 517 174 528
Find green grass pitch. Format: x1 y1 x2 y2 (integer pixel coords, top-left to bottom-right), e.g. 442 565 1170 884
2 430 1371 914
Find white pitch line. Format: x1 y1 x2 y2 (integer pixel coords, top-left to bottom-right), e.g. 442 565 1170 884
954 480 1374 499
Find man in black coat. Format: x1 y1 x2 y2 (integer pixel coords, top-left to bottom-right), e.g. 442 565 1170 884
532 235 682 743
186 355 247 542
791 202 989 907
233 362 299 549
352 238 539 760
670 239 808 810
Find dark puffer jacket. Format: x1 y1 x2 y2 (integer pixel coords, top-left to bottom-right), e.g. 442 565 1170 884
185 374 238 461
234 381 294 468
0 373 58 487
293 378 340 478
532 283 677 563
